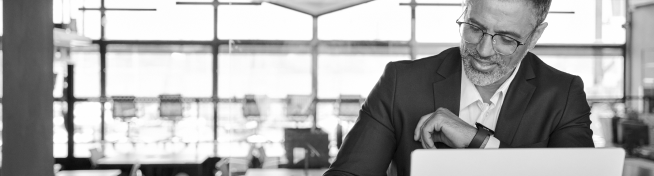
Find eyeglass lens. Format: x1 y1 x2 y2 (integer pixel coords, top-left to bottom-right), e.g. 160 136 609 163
459 23 518 55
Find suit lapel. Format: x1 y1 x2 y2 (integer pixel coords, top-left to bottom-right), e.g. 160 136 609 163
494 54 536 146
433 52 462 115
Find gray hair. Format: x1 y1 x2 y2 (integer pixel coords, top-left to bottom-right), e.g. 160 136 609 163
463 0 552 25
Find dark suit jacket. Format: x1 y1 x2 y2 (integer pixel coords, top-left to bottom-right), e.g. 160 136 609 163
324 47 594 176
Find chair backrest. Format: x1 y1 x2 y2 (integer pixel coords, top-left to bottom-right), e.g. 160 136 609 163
112 96 137 120
337 94 362 118
89 148 105 168
286 95 314 121
215 158 249 176
130 163 142 176
243 94 261 120
159 94 183 120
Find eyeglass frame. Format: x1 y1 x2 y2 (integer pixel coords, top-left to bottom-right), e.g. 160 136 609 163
455 7 539 56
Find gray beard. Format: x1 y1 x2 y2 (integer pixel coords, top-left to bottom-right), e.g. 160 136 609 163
460 47 517 86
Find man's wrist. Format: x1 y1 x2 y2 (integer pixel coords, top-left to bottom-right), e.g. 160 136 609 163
467 128 490 148
468 123 492 148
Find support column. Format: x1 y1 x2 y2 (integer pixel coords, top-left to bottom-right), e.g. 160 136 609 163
311 16 319 130
2 0 54 175
409 0 417 60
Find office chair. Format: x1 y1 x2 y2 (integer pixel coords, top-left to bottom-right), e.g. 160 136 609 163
130 163 142 176
242 94 262 131
242 95 273 168
158 94 184 143
335 94 363 149
112 96 138 142
285 94 315 128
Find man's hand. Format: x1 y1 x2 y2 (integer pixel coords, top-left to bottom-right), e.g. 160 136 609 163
413 108 478 148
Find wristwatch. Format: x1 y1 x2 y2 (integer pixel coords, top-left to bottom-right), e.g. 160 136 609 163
468 123 495 148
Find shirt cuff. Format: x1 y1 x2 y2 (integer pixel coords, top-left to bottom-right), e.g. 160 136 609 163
483 136 500 149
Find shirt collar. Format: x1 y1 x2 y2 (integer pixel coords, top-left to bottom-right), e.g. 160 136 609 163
460 61 522 108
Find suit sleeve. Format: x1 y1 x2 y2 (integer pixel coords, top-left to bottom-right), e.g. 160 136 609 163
324 63 398 176
547 76 594 147
498 76 594 148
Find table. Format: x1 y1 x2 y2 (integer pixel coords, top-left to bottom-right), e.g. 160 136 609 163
245 168 328 176
98 155 206 165
56 169 121 176
97 154 209 176
624 157 654 176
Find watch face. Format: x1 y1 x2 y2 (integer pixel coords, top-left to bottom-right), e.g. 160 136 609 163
476 123 495 135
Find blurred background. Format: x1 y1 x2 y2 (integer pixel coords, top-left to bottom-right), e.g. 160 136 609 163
2 0 654 175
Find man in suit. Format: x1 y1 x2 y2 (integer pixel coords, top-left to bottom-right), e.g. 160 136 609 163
324 0 594 175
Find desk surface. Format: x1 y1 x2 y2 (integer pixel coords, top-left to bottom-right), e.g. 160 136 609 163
56 170 121 176
98 155 207 165
245 168 328 176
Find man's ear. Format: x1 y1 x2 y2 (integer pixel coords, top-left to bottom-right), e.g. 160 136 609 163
526 22 548 51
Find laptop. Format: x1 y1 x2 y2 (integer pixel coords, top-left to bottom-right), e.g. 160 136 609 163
411 148 625 176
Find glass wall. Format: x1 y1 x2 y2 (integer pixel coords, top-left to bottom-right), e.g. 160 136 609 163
106 45 212 97
3 0 627 162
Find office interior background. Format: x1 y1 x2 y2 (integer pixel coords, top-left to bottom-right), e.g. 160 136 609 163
1 0 654 175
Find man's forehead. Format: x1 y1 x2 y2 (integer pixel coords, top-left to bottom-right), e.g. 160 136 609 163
465 0 537 36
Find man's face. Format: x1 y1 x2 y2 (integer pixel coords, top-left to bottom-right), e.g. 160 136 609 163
460 0 541 86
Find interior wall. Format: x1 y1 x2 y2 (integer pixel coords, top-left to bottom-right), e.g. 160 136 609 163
628 2 654 112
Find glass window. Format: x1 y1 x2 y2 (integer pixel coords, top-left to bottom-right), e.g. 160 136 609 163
72 45 101 97
539 0 596 44
415 6 463 43
73 102 103 143
532 0 625 44
217 3 312 40
75 11 101 40
78 0 101 8
106 45 212 97
218 53 311 98
53 102 103 157
104 6 213 40
319 0 411 41
53 102 67 158
54 59 66 98
318 54 409 98
414 0 626 44
53 0 64 24
104 0 166 8
103 101 214 144
540 55 624 99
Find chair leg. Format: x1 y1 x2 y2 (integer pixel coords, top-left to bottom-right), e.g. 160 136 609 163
127 121 131 140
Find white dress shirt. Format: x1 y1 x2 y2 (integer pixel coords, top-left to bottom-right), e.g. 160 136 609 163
458 61 521 148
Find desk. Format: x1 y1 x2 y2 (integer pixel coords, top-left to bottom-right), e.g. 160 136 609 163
245 168 328 176
97 155 209 176
98 155 206 165
625 157 654 176
56 170 121 176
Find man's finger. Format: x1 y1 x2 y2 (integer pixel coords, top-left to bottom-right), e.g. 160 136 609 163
422 124 436 149
420 133 429 149
431 131 441 143
414 113 434 141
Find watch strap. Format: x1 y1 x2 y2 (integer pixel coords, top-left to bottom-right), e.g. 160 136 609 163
468 123 492 148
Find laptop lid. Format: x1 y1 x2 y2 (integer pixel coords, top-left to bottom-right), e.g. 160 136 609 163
411 148 625 176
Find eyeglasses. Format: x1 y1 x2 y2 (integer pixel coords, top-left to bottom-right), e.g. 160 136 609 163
456 20 525 55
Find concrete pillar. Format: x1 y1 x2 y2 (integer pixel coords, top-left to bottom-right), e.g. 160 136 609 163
2 0 54 175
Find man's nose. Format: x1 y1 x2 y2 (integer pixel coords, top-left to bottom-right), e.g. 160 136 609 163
476 34 496 58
